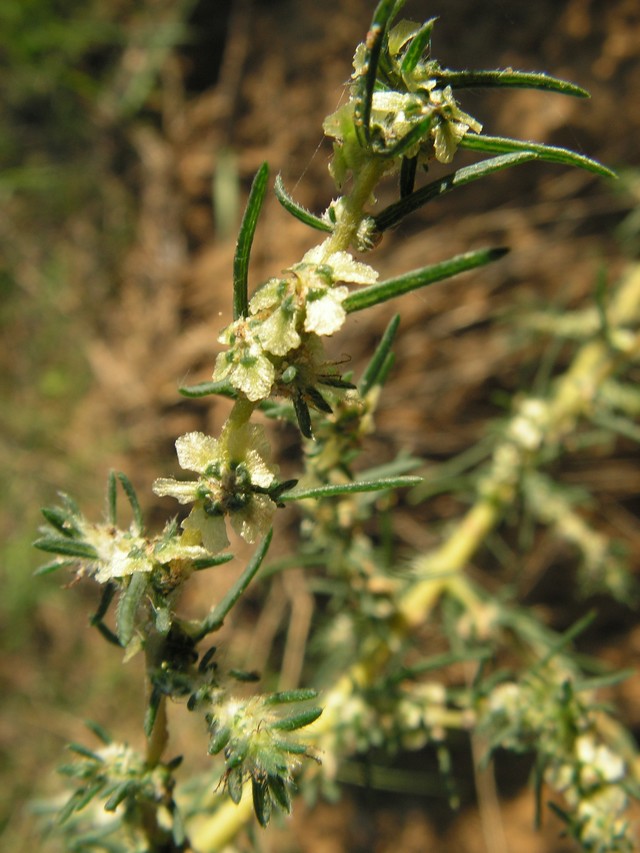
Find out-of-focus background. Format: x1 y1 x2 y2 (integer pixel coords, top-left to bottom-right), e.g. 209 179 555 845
1 0 639 850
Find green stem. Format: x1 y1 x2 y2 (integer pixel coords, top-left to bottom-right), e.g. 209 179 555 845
145 693 169 768
322 158 387 255
144 631 170 769
227 396 257 429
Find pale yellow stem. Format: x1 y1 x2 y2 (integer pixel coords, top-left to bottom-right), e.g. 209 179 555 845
320 158 387 256
189 265 640 852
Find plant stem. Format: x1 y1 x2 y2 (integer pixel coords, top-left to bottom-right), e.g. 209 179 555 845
144 630 171 768
188 262 640 852
321 158 387 256
146 694 169 768
228 396 257 428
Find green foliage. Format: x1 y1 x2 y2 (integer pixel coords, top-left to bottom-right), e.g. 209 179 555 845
30 2 639 851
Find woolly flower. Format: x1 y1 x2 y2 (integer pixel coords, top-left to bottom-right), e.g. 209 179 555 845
153 424 278 551
247 246 378 360
324 30 482 177
300 243 379 285
213 319 275 402
78 523 154 584
67 519 212 586
429 85 482 164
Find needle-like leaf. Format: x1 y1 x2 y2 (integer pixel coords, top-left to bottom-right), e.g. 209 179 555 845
196 529 273 638
344 247 509 313
233 162 269 319
274 175 331 232
375 152 536 232
434 68 590 98
459 133 617 178
279 476 422 501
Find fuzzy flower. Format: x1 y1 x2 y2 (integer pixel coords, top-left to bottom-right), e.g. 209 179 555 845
77 523 155 584
36 497 214 587
248 248 378 360
152 424 278 551
429 85 482 163
324 20 482 180
213 319 275 401
80 522 215 585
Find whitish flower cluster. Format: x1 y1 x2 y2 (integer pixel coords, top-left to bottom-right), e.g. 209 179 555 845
206 690 321 824
36 491 214 589
153 422 279 552
485 676 633 849
78 520 211 585
58 740 177 828
323 18 482 189
213 244 378 403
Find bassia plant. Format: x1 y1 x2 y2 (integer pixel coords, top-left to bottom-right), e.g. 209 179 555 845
35 2 640 851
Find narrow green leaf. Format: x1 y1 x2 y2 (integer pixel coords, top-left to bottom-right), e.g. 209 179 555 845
532 610 597 674
375 111 435 159
34 558 75 576
93 620 122 647
305 385 332 414
90 582 117 626
155 605 171 635
227 766 244 804
271 738 311 756
144 685 162 738
271 707 323 732
400 18 436 75
84 719 112 745
399 155 417 198
58 782 105 824
115 472 143 534
344 247 509 313
41 506 75 537
354 0 399 146
107 470 117 525
179 378 236 399
229 668 260 682
386 647 491 686
263 688 318 706
573 668 636 693
293 393 313 439
67 743 103 762
196 529 273 638
233 162 269 319
268 774 292 813
208 726 232 755
167 754 184 771
274 175 331 232
33 537 98 560
116 572 148 648
280 476 422 501
192 553 234 570
435 68 590 98
375 152 536 232
172 802 188 846
359 314 401 395
104 782 134 812
592 412 640 444
458 133 617 179
252 777 271 827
